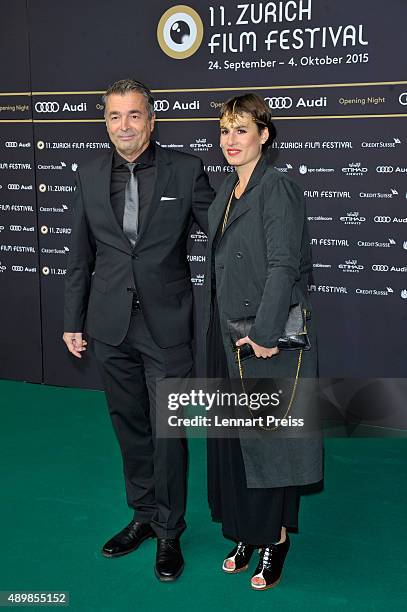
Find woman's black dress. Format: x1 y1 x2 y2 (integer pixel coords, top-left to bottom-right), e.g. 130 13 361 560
206 198 300 546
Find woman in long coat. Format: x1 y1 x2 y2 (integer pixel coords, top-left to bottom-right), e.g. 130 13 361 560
203 94 322 590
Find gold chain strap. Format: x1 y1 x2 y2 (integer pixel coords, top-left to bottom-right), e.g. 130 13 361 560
236 347 303 431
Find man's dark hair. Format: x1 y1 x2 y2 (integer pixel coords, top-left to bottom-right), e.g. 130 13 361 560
103 79 155 119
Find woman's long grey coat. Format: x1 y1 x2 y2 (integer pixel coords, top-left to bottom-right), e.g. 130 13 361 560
203 155 323 488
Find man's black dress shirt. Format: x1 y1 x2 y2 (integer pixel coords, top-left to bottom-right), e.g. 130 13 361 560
110 141 156 237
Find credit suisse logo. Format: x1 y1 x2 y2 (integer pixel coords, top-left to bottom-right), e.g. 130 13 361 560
35 102 60 113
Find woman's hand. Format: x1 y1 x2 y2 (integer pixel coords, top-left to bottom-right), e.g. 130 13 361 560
236 336 279 359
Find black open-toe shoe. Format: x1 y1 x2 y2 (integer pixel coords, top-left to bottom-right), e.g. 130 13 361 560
222 542 255 573
251 535 290 590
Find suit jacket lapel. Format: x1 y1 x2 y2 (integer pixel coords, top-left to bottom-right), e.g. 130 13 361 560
135 144 171 245
97 151 132 254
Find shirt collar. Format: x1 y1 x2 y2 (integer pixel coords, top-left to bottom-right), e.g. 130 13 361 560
113 141 155 169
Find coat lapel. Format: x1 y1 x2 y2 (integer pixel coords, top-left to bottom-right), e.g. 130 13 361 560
211 155 268 248
208 174 236 247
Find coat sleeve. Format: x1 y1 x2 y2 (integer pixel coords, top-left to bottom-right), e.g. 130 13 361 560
249 176 305 348
190 157 215 236
63 171 96 332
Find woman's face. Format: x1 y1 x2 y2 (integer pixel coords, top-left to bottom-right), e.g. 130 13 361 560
220 111 268 170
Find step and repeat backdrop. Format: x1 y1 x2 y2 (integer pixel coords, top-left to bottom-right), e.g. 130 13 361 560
1 0 407 389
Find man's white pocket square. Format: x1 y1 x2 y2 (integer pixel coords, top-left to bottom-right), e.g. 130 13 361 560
160 196 177 201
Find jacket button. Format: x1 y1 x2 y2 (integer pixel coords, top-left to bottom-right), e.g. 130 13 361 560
236 252 243 259
244 300 250 307
132 254 139 260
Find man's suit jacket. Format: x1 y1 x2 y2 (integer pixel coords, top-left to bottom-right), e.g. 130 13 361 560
64 144 214 348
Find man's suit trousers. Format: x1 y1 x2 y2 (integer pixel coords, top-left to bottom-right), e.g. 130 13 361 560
92 308 192 538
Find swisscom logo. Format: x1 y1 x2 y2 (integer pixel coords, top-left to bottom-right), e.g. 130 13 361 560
157 5 203 59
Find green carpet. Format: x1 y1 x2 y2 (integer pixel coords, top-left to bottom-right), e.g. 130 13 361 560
0 379 406 611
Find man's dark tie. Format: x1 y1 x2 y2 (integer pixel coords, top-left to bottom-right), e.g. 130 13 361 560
123 162 139 246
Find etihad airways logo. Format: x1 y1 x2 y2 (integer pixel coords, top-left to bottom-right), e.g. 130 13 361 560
342 162 367 176
338 259 364 273
339 212 366 225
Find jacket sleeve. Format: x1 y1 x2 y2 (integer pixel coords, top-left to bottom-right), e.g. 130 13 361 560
191 157 215 236
63 172 96 332
249 176 305 348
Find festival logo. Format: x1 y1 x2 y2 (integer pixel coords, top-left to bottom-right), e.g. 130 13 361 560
157 6 204 59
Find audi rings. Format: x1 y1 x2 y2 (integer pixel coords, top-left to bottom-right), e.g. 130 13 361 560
35 101 60 113
154 100 170 112
371 265 389 271
264 97 293 110
376 166 394 173
374 216 392 223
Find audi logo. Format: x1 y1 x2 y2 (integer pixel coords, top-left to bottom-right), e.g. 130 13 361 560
35 101 60 113
264 96 293 110
8 184 20 190
372 265 389 271
376 166 394 173
5 142 17 148
374 216 391 223
399 92 407 105
154 100 170 112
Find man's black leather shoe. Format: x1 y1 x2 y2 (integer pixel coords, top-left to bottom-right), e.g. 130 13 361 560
102 521 155 558
154 538 184 581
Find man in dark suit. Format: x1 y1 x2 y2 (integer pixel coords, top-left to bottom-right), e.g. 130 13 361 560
63 79 214 581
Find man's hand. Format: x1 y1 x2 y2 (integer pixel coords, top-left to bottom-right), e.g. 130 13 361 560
236 336 279 359
63 332 87 359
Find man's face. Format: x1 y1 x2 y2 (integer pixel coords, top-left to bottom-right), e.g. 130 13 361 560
105 92 155 161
